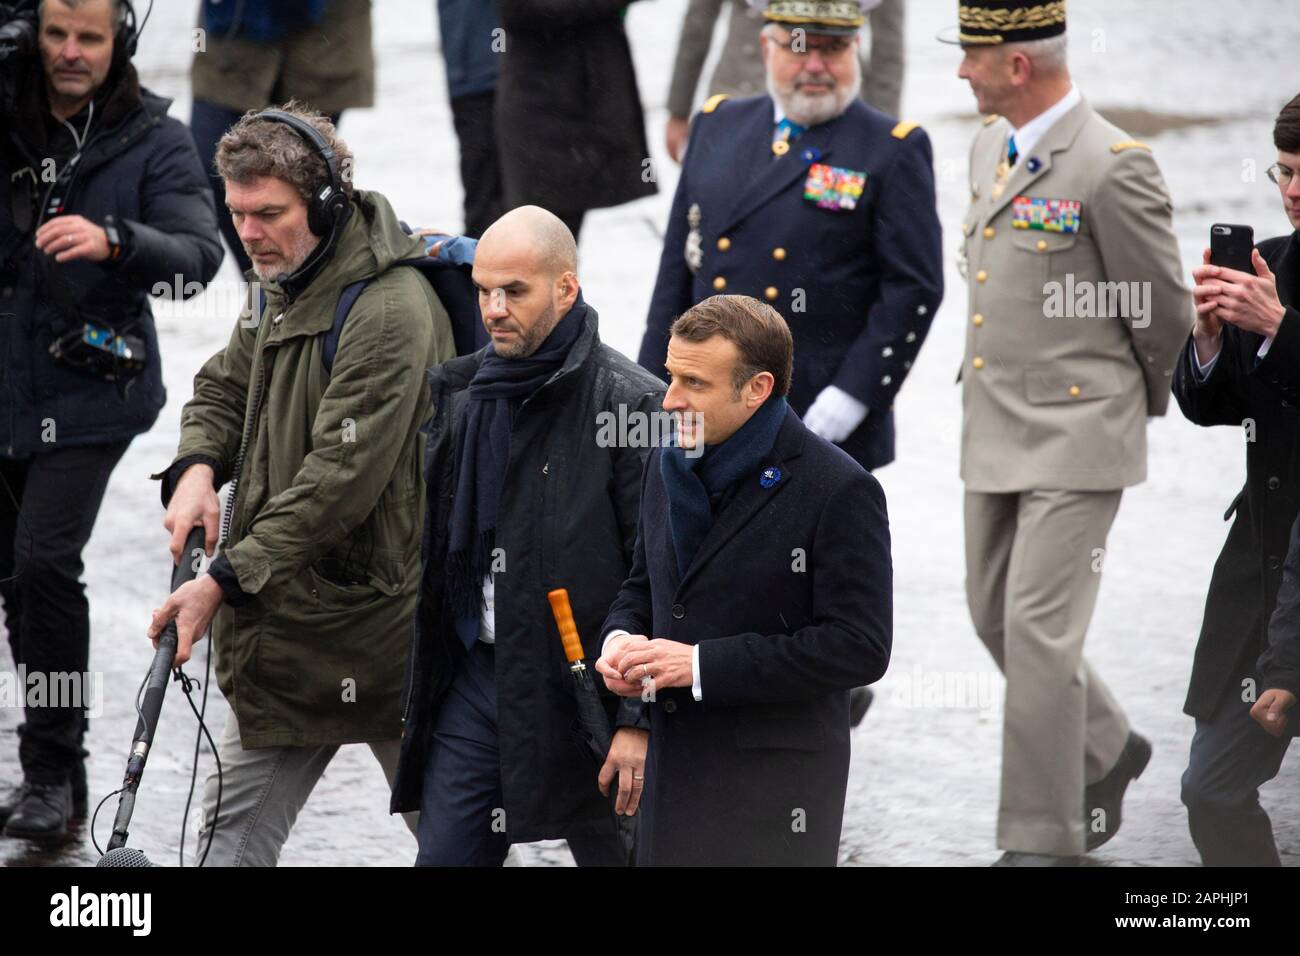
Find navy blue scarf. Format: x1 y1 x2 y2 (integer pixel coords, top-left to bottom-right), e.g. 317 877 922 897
660 396 788 578
445 302 586 627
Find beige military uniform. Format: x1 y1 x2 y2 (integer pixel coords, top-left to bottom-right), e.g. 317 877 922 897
959 98 1193 856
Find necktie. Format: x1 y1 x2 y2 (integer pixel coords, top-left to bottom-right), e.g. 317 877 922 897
772 118 806 157
1007 134 1019 167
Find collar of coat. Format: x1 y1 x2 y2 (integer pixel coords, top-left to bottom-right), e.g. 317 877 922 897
663 404 811 592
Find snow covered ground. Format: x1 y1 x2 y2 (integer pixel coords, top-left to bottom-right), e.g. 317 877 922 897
3 0 1299 866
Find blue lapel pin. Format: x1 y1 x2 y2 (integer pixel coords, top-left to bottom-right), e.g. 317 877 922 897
1026 156 1042 173
801 148 821 165
760 466 782 489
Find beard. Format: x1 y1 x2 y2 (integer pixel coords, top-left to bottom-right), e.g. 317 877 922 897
245 223 320 282
489 300 559 359
767 56 862 129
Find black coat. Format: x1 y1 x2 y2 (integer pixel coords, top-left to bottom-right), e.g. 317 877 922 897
0 66 222 456
601 407 892 865
494 0 657 215
1173 231 1300 720
390 303 667 843
639 96 944 472
1261 511 1300 698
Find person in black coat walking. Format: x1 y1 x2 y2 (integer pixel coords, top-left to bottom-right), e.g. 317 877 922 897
1176 92 1300 866
493 0 657 240
0 0 221 842
390 206 666 865
597 294 891 866
1254 511 1300 735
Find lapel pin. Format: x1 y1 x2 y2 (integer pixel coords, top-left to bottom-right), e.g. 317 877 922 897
760 466 782 489
801 148 821 164
1026 156 1042 173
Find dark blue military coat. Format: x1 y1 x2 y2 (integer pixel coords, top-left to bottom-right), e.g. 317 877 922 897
639 93 943 470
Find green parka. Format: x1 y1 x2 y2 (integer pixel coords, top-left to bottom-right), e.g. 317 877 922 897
171 189 453 748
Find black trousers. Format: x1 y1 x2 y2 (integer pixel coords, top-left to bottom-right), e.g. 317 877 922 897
1181 656 1293 866
0 440 128 784
416 640 630 866
449 90 505 240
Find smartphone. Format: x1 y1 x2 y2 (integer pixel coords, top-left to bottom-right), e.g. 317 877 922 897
1210 223 1255 273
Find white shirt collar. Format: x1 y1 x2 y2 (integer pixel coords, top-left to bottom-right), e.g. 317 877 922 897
1008 84 1080 164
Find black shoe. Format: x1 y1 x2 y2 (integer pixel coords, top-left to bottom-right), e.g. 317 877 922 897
992 851 1080 867
2 781 72 842
849 686 874 728
0 762 87 826
1084 731 1152 851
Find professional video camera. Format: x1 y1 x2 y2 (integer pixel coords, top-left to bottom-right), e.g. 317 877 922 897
0 0 37 63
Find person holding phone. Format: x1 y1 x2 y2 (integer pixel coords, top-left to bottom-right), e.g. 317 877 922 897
1176 91 1300 867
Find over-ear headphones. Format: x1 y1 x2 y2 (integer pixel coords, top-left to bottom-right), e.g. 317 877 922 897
252 108 351 238
116 0 139 59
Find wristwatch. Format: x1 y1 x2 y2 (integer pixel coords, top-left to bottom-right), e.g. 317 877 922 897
103 215 125 262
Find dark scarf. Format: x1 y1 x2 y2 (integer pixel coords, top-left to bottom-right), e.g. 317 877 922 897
660 395 787 578
445 301 587 628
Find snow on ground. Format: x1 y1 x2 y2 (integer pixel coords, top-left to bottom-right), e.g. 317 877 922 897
2 0 1298 866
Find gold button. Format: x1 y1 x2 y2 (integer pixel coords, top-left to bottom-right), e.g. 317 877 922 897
772 247 787 261
764 286 779 301
973 357 985 370
1069 385 1081 397
1036 239 1048 252
717 237 731 252
976 270 988 283
983 226 995 239
712 276 726 291
972 313 984 327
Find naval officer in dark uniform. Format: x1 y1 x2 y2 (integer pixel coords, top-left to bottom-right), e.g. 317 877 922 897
639 0 944 475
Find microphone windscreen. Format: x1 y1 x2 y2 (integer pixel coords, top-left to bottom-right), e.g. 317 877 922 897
97 847 158 867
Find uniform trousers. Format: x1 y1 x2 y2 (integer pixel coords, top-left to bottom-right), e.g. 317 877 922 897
964 488 1132 855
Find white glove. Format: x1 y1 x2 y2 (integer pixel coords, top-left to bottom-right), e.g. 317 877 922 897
803 385 868 444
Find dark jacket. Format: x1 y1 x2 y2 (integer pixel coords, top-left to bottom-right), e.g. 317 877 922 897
1261 511 1300 699
601 407 893 865
639 95 943 472
191 0 375 114
494 0 657 215
0 65 222 457
1174 231 1300 720
167 191 454 748
391 303 666 843
437 0 500 100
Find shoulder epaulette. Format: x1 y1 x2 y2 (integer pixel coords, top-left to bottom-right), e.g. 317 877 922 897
982 114 1001 126
1110 140 1152 153
891 120 920 140
700 93 730 114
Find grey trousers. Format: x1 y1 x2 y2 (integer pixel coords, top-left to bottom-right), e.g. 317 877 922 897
965 488 1133 856
192 703 418 867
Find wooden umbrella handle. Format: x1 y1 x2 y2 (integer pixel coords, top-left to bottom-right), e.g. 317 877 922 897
547 588 586 663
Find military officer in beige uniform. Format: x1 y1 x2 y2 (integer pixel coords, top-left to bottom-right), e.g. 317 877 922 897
946 1 1193 865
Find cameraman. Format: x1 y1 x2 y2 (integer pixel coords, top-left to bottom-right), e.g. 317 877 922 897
0 0 220 842
1176 91 1300 866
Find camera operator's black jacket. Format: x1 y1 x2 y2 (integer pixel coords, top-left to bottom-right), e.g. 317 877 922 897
0 63 222 456
1173 230 1300 723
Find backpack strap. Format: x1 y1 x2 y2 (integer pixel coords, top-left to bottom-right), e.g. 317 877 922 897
320 256 487 377
322 278 370 376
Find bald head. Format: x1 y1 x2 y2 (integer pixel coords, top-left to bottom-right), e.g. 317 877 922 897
479 205 577 280
472 206 581 359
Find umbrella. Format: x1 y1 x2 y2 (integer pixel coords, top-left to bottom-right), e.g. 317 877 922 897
546 588 637 864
